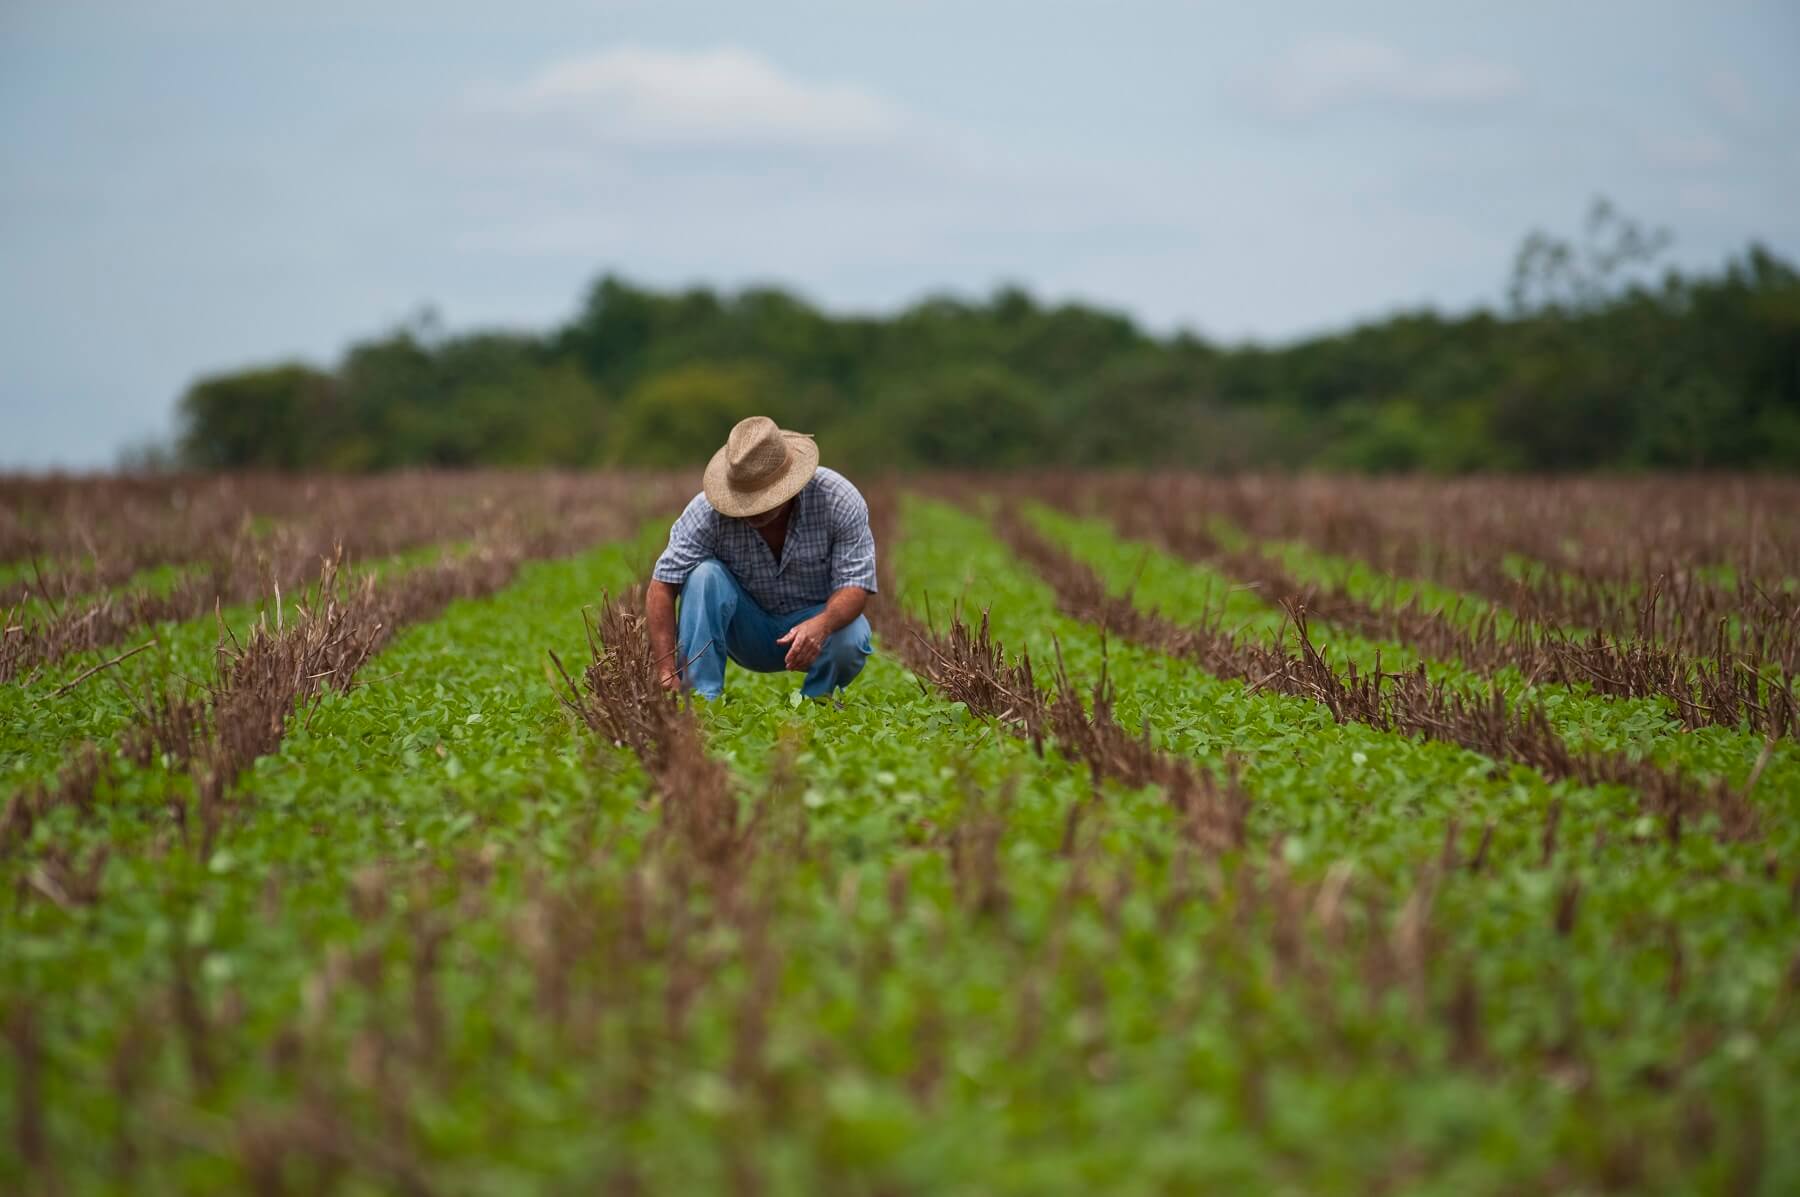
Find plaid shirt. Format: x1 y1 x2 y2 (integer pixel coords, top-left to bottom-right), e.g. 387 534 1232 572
652 467 879 615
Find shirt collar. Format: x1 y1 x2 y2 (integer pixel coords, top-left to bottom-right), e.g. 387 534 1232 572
775 477 816 570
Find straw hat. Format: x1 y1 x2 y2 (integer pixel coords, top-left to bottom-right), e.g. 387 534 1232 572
703 416 820 518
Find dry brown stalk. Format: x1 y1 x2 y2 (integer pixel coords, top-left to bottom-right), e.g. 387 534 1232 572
555 587 754 882
5 1001 48 1178
1050 472 1800 680
1024 475 1800 740
1 743 102 857
991 502 1763 842
10 477 1763 1191
1 471 690 681
10 658 1715 1191
4 476 692 880
862 488 1251 853
48 637 158 697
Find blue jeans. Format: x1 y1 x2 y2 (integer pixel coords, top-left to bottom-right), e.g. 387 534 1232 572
677 559 872 699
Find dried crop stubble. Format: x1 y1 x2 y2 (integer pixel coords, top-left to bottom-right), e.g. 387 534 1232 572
865 488 1251 854
544 488 1678 1184
0 472 654 590
4 483 1791 1192
23 716 1540 1191
991 503 1764 843
0 472 686 681
5 529 682 1194
554 586 751 883
1030 473 1800 738
2 475 689 863
877 486 1787 1189
1053 472 1800 676
1076 472 1800 589
1023 502 1800 856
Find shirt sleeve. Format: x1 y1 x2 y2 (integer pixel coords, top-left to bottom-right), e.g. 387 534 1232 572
827 480 879 594
651 494 718 586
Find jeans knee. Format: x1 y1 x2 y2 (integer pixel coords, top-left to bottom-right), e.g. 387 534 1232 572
826 618 872 672
681 561 738 619
684 559 731 594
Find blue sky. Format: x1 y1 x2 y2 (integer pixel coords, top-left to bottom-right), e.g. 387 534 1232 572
4 0 1797 468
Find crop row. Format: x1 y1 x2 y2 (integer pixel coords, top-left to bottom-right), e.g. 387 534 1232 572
585 492 1798 1189
3 526 675 1191
1092 487 1799 737
3 484 1797 1192
2 482 681 865
0 473 676 595
1057 472 1800 587
0 473 686 683
1045 473 1800 673
993 501 1777 848
1034 502 1798 803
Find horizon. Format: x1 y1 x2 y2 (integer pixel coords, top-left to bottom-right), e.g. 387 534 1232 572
5 0 1798 468
138 231 1793 372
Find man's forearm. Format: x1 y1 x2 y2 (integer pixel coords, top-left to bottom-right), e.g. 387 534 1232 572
816 586 868 634
646 580 681 679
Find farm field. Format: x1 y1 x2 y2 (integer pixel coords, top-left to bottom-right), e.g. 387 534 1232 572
3 471 1799 1194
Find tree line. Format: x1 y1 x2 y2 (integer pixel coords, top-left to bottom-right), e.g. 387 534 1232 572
170 203 1800 473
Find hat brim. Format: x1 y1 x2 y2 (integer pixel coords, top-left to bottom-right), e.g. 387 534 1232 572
702 432 820 518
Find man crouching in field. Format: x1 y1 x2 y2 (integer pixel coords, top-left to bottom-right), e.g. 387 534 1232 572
647 416 877 699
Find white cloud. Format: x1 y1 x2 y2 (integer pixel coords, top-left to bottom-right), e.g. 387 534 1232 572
1643 130 1729 170
476 45 906 147
1701 68 1753 123
1244 34 1523 120
1677 182 1730 214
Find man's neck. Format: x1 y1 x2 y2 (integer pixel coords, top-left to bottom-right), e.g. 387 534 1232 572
752 504 792 556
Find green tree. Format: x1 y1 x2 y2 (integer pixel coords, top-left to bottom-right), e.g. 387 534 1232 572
610 363 774 466
177 363 335 469
854 366 1052 469
168 210 1800 474
449 360 611 467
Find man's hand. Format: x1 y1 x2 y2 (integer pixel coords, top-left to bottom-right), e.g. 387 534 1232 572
778 588 867 674
775 616 829 671
658 668 683 692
